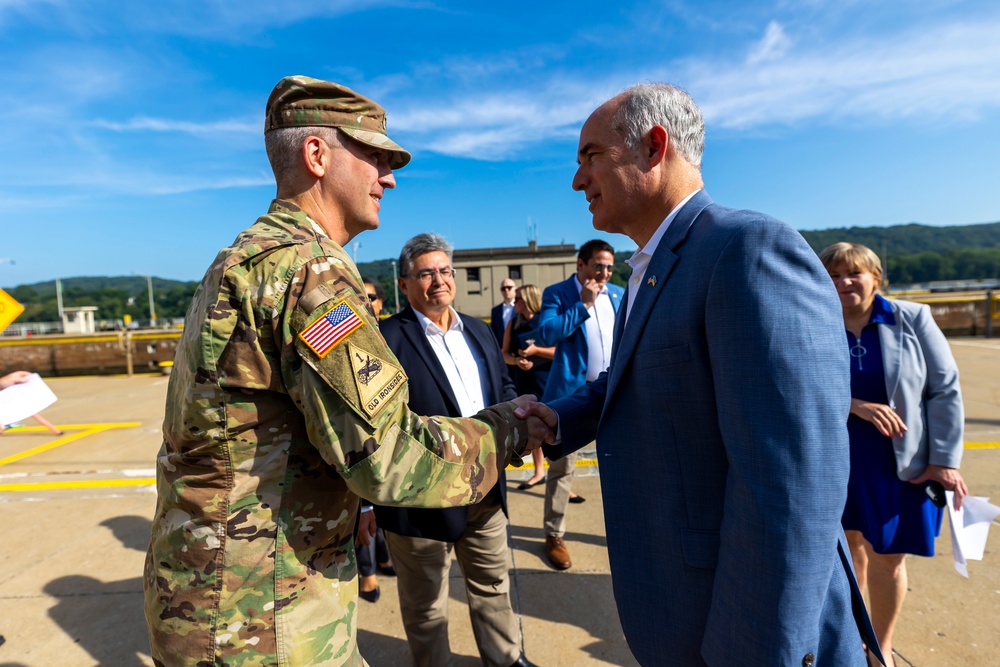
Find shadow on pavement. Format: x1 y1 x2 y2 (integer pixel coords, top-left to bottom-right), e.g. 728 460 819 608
43 515 151 667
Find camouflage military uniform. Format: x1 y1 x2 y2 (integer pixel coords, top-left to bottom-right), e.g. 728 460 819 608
144 200 528 667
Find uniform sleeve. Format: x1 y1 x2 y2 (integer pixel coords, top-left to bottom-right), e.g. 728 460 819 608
280 257 530 507
913 304 964 469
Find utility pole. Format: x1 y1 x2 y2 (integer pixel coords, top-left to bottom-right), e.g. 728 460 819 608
146 275 157 326
56 278 64 321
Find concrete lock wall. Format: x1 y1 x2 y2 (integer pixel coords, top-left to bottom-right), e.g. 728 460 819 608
0 331 181 377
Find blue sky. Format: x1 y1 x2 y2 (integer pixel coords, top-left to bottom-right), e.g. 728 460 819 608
2 0 999 286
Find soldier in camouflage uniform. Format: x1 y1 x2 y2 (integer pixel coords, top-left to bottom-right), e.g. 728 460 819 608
144 76 552 667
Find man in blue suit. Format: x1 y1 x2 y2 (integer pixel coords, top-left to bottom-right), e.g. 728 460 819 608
532 84 882 666
534 240 624 570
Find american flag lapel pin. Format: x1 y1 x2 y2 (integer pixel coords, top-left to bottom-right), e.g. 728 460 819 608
647 275 657 287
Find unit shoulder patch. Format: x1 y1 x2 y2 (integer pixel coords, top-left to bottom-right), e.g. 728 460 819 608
348 341 406 418
299 300 364 358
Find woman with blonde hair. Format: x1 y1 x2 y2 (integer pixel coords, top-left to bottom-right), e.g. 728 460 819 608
820 242 968 667
502 284 555 489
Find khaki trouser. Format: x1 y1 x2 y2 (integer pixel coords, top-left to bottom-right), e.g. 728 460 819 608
543 451 578 536
384 494 520 667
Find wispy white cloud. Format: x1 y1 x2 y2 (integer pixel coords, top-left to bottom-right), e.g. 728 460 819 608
92 116 258 135
0 0 433 39
692 18 1000 128
746 21 792 65
384 11 1000 158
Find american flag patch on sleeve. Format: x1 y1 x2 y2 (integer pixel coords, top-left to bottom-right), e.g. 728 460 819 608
299 300 364 358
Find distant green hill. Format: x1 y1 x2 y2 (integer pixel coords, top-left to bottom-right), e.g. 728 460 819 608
3 263 400 323
798 221 1000 256
5 221 999 322
612 220 1000 286
798 221 1000 285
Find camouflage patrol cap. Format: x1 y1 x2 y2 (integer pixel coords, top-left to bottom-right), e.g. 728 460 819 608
265 75 411 170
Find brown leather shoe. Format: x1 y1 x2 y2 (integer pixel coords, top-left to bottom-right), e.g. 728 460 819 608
545 534 572 570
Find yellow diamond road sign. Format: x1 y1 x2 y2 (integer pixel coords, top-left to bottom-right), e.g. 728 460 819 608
0 288 25 332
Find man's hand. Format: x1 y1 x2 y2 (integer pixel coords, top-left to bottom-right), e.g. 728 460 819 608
850 399 907 438
0 371 32 391
579 279 601 309
910 465 969 511
511 394 558 452
356 508 377 546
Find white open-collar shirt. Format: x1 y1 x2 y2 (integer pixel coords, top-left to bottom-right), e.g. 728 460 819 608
414 306 487 418
625 189 701 324
574 275 616 382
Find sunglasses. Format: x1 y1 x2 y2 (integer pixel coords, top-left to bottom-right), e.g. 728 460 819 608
500 285 515 291
367 293 379 300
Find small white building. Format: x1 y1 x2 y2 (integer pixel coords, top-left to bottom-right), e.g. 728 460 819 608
62 306 99 334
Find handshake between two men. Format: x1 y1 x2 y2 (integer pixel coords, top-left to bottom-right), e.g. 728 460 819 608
509 394 558 466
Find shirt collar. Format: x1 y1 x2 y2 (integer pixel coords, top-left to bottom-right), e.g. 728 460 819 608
627 189 701 271
573 275 609 295
869 294 896 325
414 306 464 335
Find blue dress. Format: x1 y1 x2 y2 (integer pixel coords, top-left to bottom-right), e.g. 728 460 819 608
840 294 943 556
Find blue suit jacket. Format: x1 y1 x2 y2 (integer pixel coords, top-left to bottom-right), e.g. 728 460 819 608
535 275 624 402
374 305 516 543
544 191 879 666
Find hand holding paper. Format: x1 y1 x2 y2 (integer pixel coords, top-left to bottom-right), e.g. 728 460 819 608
945 491 1000 578
0 372 58 426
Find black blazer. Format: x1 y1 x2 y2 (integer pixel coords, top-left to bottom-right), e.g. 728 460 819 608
374 305 517 542
489 302 507 346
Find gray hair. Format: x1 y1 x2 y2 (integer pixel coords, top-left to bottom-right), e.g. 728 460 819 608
398 233 453 277
611 83 705 168
264 125 345 185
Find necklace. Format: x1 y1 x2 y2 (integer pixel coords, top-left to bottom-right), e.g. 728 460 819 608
849 339 867 370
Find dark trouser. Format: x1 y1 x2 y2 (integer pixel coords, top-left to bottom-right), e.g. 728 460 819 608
356 527 391 577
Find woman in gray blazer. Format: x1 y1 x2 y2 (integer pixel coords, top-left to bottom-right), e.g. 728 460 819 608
821 242 968 667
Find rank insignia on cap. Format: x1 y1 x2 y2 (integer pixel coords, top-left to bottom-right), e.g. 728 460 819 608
647 276 657 287
349 342 405 417
299 300 364 358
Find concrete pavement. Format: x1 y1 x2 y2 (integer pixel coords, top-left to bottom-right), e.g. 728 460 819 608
1 339 998 666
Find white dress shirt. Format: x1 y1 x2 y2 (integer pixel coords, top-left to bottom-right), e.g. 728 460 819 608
501 300 516 331
625 189 701 324
414 307 487 418
574 275 616 382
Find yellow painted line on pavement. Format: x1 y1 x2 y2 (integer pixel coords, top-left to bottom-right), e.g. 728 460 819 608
507 457 597 471
2 435 989 490
0 477 155 492
0 422 141 467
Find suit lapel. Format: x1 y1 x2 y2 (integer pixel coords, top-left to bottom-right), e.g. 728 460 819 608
398 307 462 413
878 299 903 401
605 191 712 400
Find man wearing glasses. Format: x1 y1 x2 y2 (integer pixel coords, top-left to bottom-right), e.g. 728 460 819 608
534 239 624 570
374 233 535 667
490 278 519 345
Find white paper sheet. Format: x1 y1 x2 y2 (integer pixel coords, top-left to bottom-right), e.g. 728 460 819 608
946 492 1000 577
0 373 58 425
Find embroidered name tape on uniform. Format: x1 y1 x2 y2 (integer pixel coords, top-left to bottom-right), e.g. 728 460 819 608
348 342 405 418
299 300 364 358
